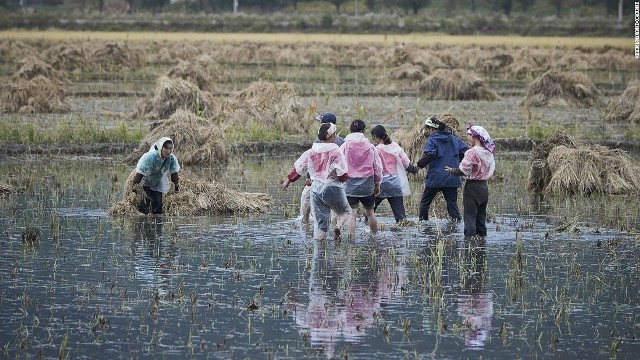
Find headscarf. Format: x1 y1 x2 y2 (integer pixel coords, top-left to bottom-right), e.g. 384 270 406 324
467 125 495 153
154 136 173 157
320 123 337 137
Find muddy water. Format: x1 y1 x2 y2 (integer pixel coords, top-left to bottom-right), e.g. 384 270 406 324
1 155 639 359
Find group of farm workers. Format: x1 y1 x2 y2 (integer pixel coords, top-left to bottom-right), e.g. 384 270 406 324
280 112 496 241
130 112 496 242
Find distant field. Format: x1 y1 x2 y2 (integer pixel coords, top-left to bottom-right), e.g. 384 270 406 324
1 30 632 49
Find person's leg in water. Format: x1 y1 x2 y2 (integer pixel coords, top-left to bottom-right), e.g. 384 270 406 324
311 190 331 240
347 199 359 239
418 187 439 221
387 196 407 223
324 185 351 240
442 187 462 221
300 184 312 222
141 186 164 215
361 195 378 235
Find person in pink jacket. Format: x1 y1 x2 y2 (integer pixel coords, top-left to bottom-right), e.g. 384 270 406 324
445 124 496 238
340 120 383 239
281 123 351 240
370 125 418 223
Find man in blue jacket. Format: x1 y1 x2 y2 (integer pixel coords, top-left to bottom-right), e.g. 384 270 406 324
416 117 469 222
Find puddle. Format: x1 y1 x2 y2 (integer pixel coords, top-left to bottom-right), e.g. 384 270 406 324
0 155 639 358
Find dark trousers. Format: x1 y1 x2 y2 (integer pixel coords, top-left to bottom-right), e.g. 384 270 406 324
463 180 489 237
374 196 407 223
139 186 164 215
418 187 461 221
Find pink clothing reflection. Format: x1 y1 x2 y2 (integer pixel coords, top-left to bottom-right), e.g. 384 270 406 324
286 241 406 359
457 292 493 349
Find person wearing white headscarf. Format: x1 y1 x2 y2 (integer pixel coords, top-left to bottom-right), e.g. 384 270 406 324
281 123 351 240
445 124 496 238
131 137 180 214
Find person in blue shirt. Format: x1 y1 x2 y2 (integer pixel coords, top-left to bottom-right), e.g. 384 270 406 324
131 136 180 215
416 117 469 222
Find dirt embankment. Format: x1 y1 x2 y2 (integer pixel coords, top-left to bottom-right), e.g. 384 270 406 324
2 139 639 158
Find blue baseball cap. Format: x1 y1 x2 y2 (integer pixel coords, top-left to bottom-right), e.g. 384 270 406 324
315 112 337 124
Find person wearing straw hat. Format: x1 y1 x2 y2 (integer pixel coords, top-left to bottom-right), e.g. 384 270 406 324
281 123 351 241
445 124 496 238
131 137 180 215
417 117 469 223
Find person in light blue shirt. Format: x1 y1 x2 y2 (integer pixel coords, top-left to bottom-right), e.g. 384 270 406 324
132 136 180 214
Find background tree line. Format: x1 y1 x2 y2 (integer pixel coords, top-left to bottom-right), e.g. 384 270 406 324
2 0 633 18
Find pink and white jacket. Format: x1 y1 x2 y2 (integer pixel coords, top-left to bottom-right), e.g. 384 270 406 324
459 145 495 181
340 132 383 197
289 142 349 192
376 142 411 197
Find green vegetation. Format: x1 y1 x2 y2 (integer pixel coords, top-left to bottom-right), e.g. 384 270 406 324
0 116 145 144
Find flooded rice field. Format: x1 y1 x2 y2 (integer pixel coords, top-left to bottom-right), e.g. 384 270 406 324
1 153 639 359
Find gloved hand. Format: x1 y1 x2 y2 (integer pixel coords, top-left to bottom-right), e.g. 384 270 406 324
174 184 179 193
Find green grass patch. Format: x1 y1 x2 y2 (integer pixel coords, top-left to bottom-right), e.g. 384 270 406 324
224 123 311 143
0 117 145 144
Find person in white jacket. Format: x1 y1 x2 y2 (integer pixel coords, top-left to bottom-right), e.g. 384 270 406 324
370 125 418 223
281 123 351 240
340 120 383 239
131 137 180 215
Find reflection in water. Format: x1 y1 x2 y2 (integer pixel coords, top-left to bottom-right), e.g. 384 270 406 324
129 218 178 296
287 239 406 358
457 237 493 349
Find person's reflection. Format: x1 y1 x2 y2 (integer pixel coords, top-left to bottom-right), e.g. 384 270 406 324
457 237 493 349
130 218 178 297
286 240 406 358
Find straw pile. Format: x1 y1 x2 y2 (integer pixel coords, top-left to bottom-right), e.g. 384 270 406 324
604 80 640 123
418 69 500 101
135 76 217 120
14 55 55 79
44 43 90 72
0 182 15 194
527 131 640 194
522 70 604 107
394 122 427 162
108 171 270 217
127 110 227 165
90 42 142 71
218 81 310 134
527 131 577 193
389 63 427 81
394 112 463 161
166 57 230 92
0 75 70 113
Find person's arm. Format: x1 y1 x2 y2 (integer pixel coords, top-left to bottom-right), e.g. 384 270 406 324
416 153 435 169
445 166 464 176
405 164 418 174
171 172 179 192
281 168 301 190
132 173 143 185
